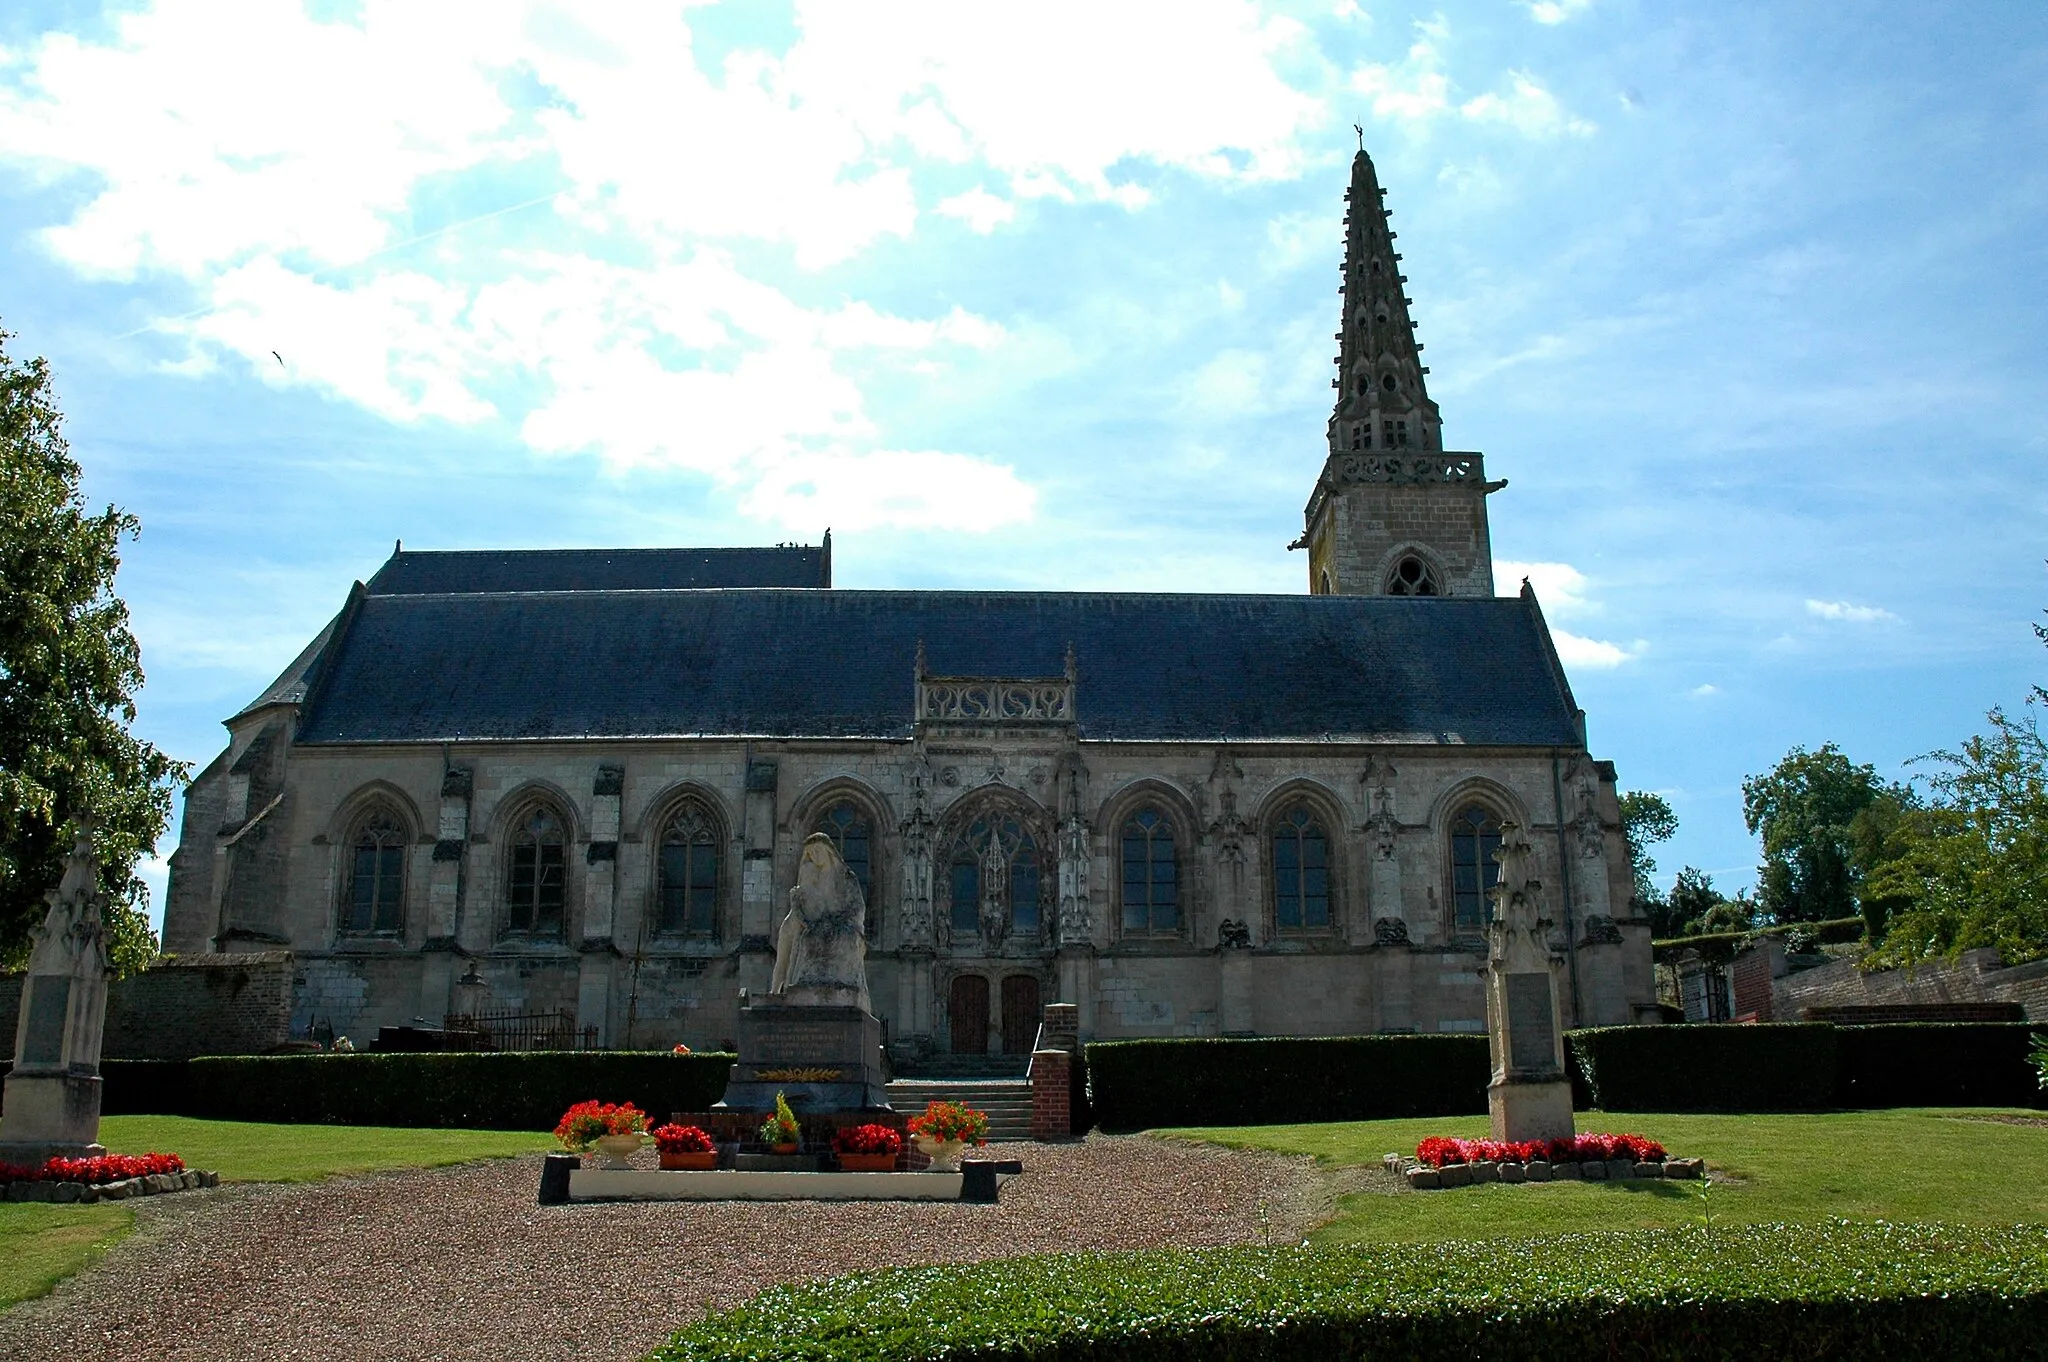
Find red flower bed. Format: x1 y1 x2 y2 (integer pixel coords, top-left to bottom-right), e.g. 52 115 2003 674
1413 1133 1666 1168
553 1100 648 1151
0 1152 187 1184
832 1123 904 1156
650 1123 715 1154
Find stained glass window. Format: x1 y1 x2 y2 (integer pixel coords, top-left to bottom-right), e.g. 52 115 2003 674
505 804 567 937
1272 805 1329 931
343 808 405 934
1451 804 1504 929
1120 807 1178 934
658 804 719 935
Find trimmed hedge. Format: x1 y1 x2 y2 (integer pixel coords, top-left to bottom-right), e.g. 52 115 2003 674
1836 1023 2048 1109
655 1222 2048 1362
1570 1023 1839 1112
1084 1035 1488 1132
81 1052 735 1130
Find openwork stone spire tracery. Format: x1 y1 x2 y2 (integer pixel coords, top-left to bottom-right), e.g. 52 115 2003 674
1329 147 1441 458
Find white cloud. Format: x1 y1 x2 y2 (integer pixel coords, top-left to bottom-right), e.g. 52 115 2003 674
1461 73 1597 138
936 186 1016 234
0 0 1335 532
1690 682 1720 697
1552 629 1643 668
1350 29 1593 139
1183 348 1272 418
1495 559 1594 616
1525 0 1593 24
1805 599 1900 623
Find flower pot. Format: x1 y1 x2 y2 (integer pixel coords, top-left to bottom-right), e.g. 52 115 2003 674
838 1152 898 1173
916 1137 967 1172
594 1132 644 1170
659 1150 717 1171
770 1141 801 1156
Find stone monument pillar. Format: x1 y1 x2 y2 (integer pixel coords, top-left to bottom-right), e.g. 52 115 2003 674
719 834 890 1113
0 824 112 1164
1484 824 1575 1143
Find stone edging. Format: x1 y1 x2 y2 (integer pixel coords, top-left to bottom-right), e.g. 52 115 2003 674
3 1169 219 1203
1403 1157 1704 1189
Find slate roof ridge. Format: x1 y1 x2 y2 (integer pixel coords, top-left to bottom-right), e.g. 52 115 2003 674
348 584 1525 605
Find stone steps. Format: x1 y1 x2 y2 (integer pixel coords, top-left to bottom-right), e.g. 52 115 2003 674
886 1078 1034 1142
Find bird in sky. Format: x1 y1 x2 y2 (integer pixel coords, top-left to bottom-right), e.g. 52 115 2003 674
271 350 283 367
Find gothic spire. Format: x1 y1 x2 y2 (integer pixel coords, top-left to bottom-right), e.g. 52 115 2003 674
1329 146 1441 456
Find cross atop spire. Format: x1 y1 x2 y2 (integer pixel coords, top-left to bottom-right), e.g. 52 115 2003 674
1328 143 1441 457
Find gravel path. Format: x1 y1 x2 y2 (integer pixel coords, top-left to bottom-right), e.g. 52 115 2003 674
0 1136 1323 1362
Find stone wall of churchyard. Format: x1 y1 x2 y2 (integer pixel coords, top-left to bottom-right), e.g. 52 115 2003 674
156 730 1653 1055
1774 947 2048 1023
0 951 295 1060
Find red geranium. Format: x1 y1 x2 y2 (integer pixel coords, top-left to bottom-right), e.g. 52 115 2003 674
554 1100 648 1152
1413 1133 1667 1168
0 1152 186 1184
650 1123 715 1154
833 1123 903 1156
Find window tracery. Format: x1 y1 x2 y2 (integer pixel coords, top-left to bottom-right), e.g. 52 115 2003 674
1450 803 1504 930
1119 806 1178 935
946 813 1041 947
504 802 567 937
342 806 406 934
1385 554 1439 596
656 801 720 936
1271 805 1330 931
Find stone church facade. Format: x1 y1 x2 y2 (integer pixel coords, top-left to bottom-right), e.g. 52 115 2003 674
162 148 1658 1062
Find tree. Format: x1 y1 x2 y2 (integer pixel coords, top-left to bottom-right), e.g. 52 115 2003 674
1 326 185 976
1741 744 1897 924
1618 790 1678 914
1866 709 2048 967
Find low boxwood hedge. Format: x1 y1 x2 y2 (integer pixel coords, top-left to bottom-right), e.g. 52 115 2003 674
86 1051 734 1130
1835 1023 2048 1109
1570 1023 1839 1112
1084 1035 1488 1132
655 1221 2048 1362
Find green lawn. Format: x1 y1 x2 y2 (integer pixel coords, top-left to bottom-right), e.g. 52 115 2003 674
1165 1108 2048 1244
2 1117 556 1313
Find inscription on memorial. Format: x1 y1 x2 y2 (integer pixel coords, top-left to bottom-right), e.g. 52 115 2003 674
1505 972 1555 1072
21 979 70 1067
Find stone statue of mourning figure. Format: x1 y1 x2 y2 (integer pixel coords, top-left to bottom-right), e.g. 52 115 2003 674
725 834 890 1113
768 833 871 1012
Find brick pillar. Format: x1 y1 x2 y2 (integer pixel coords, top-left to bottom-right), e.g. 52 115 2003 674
1030 1049 1071 1141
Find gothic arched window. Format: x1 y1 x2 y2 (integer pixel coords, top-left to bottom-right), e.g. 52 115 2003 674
342 806 406 934
1385 554 1439 596
504 803 567 937
1119 807 1178 935
815 800 873 905
947 814 1040 942
1272 805 1330 931
657 802 720 936
1451 804 1504 930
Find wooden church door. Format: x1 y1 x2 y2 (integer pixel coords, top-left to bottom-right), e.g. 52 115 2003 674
949 975 989 1054
1000 975 1040 1055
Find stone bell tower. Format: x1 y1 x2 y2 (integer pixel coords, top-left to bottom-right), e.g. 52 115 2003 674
1297 143 1502 598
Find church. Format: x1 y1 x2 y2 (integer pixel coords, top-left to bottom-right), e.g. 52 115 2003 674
161 148 1658 1065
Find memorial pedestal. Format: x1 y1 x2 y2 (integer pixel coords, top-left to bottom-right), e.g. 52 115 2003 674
718 1003 891 1113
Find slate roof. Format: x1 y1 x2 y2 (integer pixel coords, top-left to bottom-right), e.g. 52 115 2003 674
290 588 1583 746
364 544 829 595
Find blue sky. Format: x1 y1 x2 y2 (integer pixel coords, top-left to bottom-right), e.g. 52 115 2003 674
2 1 2043 928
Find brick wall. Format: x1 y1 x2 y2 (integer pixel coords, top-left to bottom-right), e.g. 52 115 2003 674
1775 948 2048 1024
0 952 296 1061
1030 1049 1071 1140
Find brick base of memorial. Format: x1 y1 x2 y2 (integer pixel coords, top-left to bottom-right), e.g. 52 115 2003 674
4 1169 218 1203
1402 1156 1705 1189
